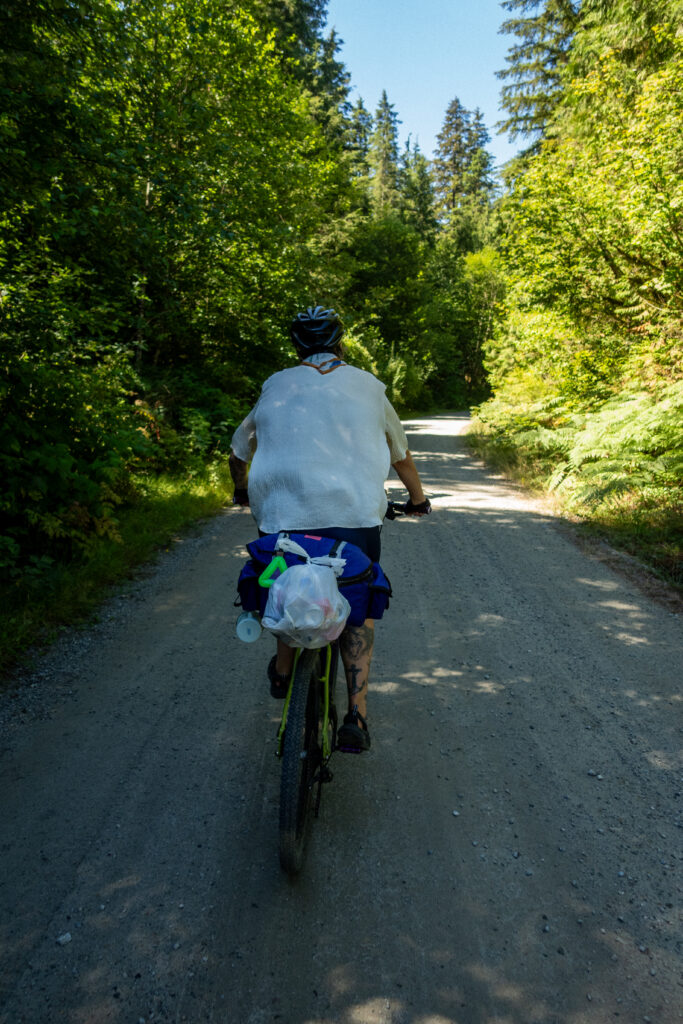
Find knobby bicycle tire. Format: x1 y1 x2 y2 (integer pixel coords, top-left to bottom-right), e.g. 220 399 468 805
279 648 322 875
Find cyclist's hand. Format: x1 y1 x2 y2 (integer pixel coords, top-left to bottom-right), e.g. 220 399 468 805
405 498 431 516
233 487 250 507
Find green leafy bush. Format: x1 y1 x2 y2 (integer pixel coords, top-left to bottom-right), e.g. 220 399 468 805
0 347 144 578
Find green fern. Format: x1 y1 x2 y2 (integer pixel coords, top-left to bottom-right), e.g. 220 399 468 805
551 382 683 506
470 381 682 585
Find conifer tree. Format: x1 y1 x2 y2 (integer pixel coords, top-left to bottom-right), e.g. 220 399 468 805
255 0 327 71
347 97 373 178
307 29 351 144
368 90 401 212
399 140 437 241
432 97 471 215
254 1 349 144
463 109 495 199
432 100 494 213
432 99 496 251
496 0 580 140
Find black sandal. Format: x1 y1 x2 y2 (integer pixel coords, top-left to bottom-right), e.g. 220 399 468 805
268 655 290 699
337 705 371 753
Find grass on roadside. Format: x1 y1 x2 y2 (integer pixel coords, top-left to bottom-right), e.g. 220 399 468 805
0 463 235 679
468 424 682 590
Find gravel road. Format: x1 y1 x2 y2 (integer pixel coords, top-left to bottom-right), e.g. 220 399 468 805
1 414 681 1024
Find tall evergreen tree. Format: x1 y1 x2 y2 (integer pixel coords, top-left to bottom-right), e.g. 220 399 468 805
432 99 496 251
463 109 495 199
306 28 351 144
347 97 373 177
496 0 580 141
432 100 495 212
368 90 401 212
253 1 350 144
254 0 327 71
399 140 437 241
432 97 471 215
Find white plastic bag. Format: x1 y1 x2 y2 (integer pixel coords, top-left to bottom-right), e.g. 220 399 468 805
262 561 351 649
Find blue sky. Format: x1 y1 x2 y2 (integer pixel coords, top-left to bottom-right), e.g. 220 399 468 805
324 0 519 171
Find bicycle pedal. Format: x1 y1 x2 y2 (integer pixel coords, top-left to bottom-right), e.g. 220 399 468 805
336 745 365 755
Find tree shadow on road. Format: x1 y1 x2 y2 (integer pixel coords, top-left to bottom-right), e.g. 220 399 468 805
3 416 677 1024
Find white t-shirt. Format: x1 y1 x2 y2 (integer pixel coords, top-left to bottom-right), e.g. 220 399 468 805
231 356 408 534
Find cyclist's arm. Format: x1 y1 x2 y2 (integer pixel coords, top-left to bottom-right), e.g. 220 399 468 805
229 452 250 505
230 408 257 504
391 451 426 506
229 452 249 488
384 396 408 464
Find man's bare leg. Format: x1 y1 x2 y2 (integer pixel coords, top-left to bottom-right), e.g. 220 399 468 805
275 639 295 677
339 620 375 720
276 621 375 705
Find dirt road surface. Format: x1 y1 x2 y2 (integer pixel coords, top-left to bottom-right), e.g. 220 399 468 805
1 414 680 1024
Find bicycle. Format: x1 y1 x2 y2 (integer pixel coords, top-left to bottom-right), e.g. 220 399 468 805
274 499 416 876
276 641 339 874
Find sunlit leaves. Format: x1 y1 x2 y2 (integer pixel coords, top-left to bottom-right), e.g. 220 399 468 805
0 0 345 577
478 1 682 579
505 36 683 336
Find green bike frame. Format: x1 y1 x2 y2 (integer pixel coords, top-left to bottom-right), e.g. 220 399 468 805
276 644 335 760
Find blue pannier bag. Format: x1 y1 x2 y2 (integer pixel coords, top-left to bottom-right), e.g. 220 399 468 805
236 532 392 626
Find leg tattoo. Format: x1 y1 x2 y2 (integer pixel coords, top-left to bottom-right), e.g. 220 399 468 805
340 624 374 662
340 622 374 716
346 665 367 699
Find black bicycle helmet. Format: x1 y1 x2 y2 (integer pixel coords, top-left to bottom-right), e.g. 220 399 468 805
290 305 345 354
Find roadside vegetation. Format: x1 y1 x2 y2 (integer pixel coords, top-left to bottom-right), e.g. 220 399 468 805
1 0 681 672
470 0 682 589
2 468 233 674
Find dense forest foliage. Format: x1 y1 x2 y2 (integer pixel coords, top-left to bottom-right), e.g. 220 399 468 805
1 0 503 588
473 0 682 583
1 0 681 597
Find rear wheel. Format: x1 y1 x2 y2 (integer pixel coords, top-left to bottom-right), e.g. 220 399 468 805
279 649 322 875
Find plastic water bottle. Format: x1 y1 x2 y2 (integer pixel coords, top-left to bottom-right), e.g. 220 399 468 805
236 611 262 643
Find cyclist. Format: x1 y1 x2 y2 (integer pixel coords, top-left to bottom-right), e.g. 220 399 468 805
229 306 430 752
